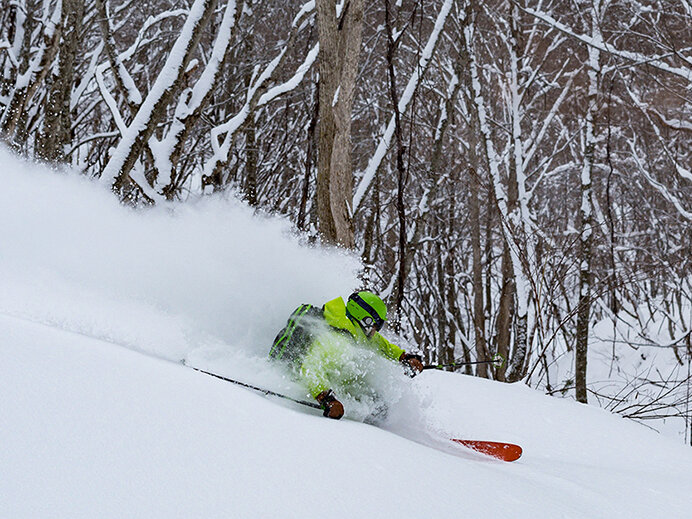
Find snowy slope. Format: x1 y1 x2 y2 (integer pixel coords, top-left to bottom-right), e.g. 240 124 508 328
3 313 692 519
2 148 692 518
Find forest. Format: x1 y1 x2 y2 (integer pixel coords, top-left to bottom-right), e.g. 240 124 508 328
1 0 690 432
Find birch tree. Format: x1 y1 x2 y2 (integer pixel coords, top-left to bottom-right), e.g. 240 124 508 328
575 0 602 404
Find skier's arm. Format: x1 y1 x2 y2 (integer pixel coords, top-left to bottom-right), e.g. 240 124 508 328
372 333 423 376
371 333 405 361
299 338 339 398
299 339 345 419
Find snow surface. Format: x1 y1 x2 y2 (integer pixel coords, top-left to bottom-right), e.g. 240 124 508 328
2 147 692 518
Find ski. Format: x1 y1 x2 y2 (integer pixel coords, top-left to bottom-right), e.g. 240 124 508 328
184 362 523 460
450 439 523 462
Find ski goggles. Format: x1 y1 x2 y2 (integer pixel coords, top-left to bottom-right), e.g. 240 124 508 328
360 315 384 335
350 293 385 330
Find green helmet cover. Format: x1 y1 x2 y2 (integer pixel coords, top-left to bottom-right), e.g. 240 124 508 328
346 291 387 325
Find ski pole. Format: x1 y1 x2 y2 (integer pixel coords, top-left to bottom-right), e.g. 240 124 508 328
423 353 505 371
188 365 322 410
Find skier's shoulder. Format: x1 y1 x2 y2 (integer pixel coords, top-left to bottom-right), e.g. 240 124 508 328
322 297 355 332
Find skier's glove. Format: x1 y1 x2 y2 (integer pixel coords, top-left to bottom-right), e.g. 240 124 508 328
399 352 424 377
316 390 344 419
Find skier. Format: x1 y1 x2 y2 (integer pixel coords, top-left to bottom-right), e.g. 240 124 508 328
269 291 424 420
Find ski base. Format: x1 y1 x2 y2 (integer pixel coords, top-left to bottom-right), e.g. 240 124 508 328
450 439 523 462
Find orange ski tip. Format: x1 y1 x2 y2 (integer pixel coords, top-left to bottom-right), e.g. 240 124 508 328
450 439 523 462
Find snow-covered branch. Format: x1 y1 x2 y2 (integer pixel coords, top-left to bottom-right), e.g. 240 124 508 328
201 0 317 183
149 0 243 198
352 0 454 213
519 4 692 82
0 0 62 141
99 0 220 194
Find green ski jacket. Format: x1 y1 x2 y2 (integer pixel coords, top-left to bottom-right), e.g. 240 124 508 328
299 297 404 397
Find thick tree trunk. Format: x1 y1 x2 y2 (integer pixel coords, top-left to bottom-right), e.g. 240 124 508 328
315 0 364 249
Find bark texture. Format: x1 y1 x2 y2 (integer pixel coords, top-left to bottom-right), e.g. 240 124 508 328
37 0 85 162
315 0 364 248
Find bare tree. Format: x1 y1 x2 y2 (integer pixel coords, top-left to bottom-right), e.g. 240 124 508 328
99 0 220 199
36 0 86 162
0 0 62 148
574 0 603 404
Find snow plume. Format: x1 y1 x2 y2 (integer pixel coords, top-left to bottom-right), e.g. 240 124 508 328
0 147 437 435
0 147 360 363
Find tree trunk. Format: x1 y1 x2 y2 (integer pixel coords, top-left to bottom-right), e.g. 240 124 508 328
37 0 85 162
435 235 453 367
0 2 61 146
298 81 319 230
504 2 530 383
470 166 489 377
243 24 258 207
315 0 364 249
496 245 514 382
576 2 602 404
384 0 409 328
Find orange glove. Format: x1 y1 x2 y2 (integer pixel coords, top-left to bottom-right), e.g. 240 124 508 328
316 390 344 419
399 352 424 377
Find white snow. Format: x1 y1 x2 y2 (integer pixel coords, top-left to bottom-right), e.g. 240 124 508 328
292 1 316 28
0 147 359 362
2 147 692 518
